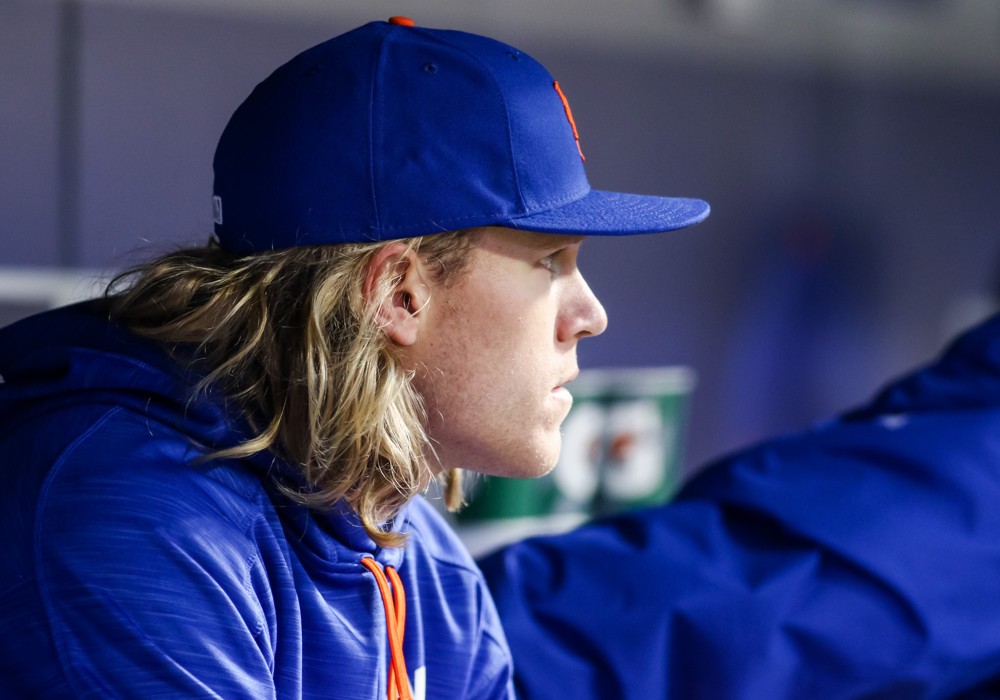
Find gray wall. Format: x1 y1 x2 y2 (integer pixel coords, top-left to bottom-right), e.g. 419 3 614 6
3 1 999 471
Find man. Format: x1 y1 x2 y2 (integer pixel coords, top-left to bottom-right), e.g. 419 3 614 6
0 17 708 698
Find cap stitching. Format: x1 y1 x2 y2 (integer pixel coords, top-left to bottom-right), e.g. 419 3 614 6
368 24 395 234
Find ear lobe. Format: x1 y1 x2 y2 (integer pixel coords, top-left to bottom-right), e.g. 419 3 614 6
364 243 431 347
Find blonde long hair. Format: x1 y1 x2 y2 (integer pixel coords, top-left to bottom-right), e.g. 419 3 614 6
107 230 478 547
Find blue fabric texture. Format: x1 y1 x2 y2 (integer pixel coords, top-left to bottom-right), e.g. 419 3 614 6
480 313 1000 699
0 302 514 699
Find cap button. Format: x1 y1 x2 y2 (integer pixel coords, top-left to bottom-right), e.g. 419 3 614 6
388 16 415 27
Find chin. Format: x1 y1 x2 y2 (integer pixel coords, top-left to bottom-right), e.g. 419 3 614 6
500 440 562 480
464 453 556 480
453 432 562 479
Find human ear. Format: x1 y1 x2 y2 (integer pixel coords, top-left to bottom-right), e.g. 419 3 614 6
363 242 431 347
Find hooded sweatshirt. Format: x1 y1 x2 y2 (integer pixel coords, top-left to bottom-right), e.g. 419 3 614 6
0 301 515 699
481 312 1000 699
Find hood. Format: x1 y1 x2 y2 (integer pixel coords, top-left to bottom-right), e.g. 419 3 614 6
0 300 236 451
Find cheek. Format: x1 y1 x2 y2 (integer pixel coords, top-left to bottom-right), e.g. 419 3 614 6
410 269 564 472
414 328 560 474
425 324 516 421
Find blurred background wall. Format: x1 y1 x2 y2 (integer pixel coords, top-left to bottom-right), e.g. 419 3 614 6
2 0 999 474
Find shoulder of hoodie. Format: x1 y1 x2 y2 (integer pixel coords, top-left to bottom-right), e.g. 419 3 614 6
37 402 272 545
0 399 277 633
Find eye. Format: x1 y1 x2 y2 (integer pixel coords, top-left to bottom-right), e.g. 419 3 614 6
539 252 563 276
537 242 581 277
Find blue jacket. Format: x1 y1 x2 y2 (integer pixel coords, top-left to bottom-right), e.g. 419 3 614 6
481 313 1000 699
0 302 514 699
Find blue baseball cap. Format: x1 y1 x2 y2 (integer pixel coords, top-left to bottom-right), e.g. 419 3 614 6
212 17 710 253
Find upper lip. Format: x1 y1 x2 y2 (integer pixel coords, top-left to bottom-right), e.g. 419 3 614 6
556 369 579 388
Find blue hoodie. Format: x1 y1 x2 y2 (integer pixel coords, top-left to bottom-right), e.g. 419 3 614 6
0 301 515 699
481 313 1000 699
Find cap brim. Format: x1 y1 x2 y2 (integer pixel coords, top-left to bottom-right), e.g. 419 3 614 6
504 189 710 236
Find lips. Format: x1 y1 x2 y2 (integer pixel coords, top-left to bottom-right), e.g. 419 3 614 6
552 369 578 408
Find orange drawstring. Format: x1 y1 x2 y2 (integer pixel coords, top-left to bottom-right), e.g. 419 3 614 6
361 557 412 700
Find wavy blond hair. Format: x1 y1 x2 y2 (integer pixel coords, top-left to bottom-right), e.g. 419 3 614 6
107 230 479 547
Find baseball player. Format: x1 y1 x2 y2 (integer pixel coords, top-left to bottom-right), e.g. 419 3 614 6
0 17 708 699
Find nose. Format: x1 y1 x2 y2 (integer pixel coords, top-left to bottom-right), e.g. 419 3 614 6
558 270 608 343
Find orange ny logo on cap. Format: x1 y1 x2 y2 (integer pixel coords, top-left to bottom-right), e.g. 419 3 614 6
553 81 585 163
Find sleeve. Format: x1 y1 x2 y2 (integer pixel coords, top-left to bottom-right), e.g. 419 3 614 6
480 409 1000 700
35 418 277 699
